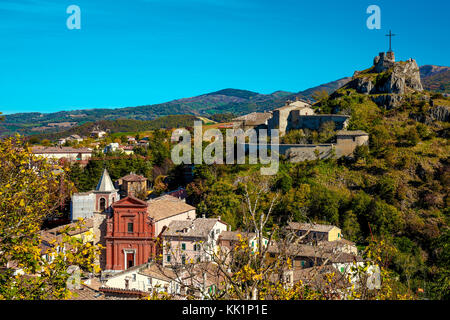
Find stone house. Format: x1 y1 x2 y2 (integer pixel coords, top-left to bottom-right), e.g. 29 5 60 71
218 230 269 253
32 146 92 163
161 217 229 267
147 195 196 237
287 222 343 243
116 173 148 198
102 262 180 295
232 112 273 131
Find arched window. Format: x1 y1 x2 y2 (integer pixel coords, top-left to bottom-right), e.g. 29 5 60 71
99 198 106 212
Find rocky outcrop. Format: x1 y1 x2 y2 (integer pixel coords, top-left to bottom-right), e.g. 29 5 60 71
409 105 450 124
371 94 403 110
344 52 424 109
428 105 450 122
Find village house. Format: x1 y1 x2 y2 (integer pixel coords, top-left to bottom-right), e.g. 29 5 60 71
32 146 92 163
121 145 134 155
104 142 120 153
218 230 269 253
127 136 137 144
101 262 180 295
178 262 228 299
116 173 148 198
147 195 196 237
40 219 94 264
161 217 229 267
287 222 344 243
232 111 273 131
90 129 107 139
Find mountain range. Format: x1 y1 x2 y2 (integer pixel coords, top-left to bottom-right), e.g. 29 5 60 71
1 65 448 137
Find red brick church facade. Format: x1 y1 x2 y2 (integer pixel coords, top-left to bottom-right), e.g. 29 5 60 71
105 196 156 271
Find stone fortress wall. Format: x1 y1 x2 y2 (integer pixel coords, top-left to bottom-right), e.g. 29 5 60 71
243 131 369 162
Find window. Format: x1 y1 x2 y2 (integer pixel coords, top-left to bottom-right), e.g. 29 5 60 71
181 255 186 265
132 274 136 281
99 198 106 211
167 255 171 263
181 243 186 251
127 222 133 233
216 229 220 234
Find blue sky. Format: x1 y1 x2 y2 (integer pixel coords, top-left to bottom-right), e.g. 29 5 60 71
0 0 449 114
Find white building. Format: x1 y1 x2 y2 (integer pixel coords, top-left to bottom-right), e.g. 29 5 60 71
70 169 119 221
104 142 120 154
161 217 229 267
147 195 197 237
32 146 92 162
102 263 181 295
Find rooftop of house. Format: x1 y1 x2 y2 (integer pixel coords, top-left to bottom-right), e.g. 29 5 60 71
138 263 177 282
218 230 257 242
68 284 106 300
165 188 188 200
147 195 195 222
120 173 147 182
287 222 339 233
47 219 94 236
336 130 369 137
31 146 92 154
162 218 223 238
275 99 312 111
290 265 350 290
267 242 363 263
232 112 273 125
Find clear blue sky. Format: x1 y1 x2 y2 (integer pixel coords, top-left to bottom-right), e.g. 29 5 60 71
0 0 449 114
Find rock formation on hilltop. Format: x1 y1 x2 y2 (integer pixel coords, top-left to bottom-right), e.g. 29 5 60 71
340 51 424 109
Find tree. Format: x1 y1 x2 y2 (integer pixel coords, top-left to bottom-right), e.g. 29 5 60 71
312 89 329 102
0 136 101 300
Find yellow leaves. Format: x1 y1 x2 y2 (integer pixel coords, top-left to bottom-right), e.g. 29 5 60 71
19 199 25 207
252 274 263 281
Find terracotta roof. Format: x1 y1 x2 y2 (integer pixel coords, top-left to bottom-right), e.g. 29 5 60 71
99 287 148 298
275 100 312 111
162 218 223 238
46 219 94 236
69 284 106 300
336 130 368 136
218 231 256 242
121 173 147 182
291 265 350 290
267 242 363 263
287 222 339 233
166 188 187 200
147 195 195 221
232 112 272 125
32 146 92 154
138 263 177 282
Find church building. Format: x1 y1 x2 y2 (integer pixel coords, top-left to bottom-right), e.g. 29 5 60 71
105 196 156 272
